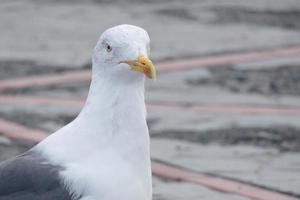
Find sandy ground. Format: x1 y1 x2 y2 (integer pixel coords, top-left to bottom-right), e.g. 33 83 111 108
1 0 300 199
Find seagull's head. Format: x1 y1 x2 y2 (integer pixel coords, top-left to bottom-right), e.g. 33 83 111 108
92 24 156 83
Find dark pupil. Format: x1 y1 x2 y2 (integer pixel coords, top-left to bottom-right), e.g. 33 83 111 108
107 45 111 50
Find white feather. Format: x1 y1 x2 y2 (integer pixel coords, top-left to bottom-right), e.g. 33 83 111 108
36 24 152 200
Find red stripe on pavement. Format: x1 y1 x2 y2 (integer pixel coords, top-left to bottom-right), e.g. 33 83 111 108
1 95 300 116
0 46 300 92
147 101 300 116
158 45 300 71
0 95 84 107
0 70 91 92
151 162 299 200
0 118 47 143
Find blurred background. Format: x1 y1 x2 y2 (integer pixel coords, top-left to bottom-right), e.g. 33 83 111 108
0 0 300 199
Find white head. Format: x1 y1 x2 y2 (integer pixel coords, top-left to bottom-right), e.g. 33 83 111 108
92 24 156 84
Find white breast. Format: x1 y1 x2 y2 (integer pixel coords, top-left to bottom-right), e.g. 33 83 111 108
61 148 151 200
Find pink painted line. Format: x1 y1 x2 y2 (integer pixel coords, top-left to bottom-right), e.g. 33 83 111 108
0 95 84 107
147 102 300 116
158 46 300 71
1 95 300 116
151 162 299 200
0 118 298 200
0 118 47 143
0 46 300 91
0 70 91 92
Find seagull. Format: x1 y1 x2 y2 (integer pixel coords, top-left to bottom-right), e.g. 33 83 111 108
0 24 156 200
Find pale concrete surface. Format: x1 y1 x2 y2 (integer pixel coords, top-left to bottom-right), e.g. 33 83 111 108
151 138 300 195
0 0 300 67
152 177 249 200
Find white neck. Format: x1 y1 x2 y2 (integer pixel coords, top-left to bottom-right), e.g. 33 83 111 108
77 65 149 160
37 63 152 200
38 62 150 167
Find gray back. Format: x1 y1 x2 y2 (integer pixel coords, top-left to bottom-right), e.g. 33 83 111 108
0 150 77 200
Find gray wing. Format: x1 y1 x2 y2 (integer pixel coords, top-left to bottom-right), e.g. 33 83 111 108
0 150 74 200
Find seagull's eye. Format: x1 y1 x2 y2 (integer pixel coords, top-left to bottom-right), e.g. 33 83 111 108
105 44 112 52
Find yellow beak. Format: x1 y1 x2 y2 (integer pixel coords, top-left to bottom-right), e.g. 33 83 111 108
121 54 156 79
